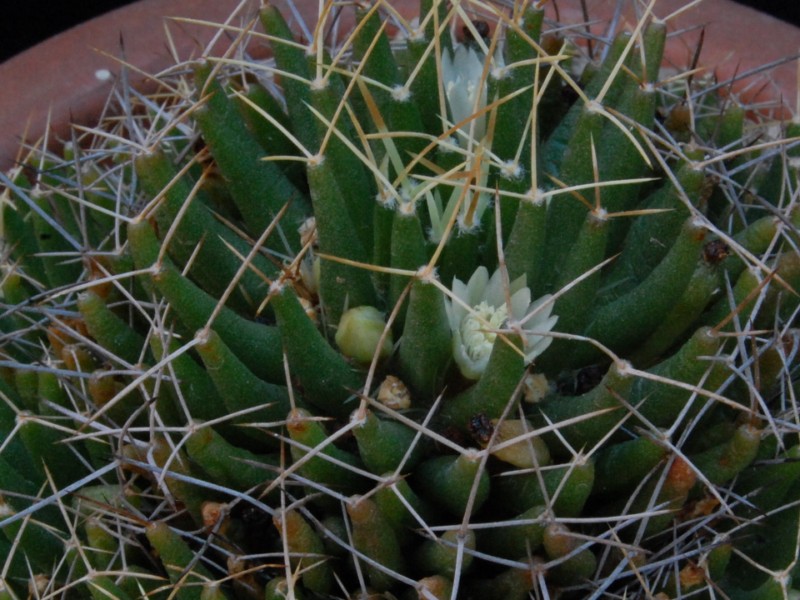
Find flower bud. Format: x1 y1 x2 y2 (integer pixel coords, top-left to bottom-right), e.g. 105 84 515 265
377 375 411 410
335 306 393 364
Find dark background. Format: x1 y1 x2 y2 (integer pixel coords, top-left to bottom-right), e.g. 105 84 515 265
0 1 140 62
1 0 799 63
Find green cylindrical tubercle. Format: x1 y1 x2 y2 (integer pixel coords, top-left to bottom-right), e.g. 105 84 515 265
494 458 595 518
412 450 490 517
702 266 761 331
122 437 206 525
479 504 547 559
631 326 724 427
550 209 610 339
306 64 375 251
352 4 425 154
0 382 37 477
0 456 65 573
87 575 136 600
583 217 707 357
734 444 800 515
305 157 377 324
83 518 119 569
440 332 526 429
374 476 437 547
286 408 366 498
389 207 428 319
592 433 668 497
397 277 452 398
132 150 273 310
416 529 476 578
273 508 333 595
468 560 539 600
541 29 633 172
416 575 454 600
270 284 363 417
543 522 597 585
539 108 606 290
631 256 724 366
2 173 47 286
234 80 297 163
28 191 82 288
12 367 39 412
602 161 705 299
148 334 226 424
77 290 147 365
536 360 634 458
185 425 278 492
346 495 407 592
192 61 306 249
727 213 784 279
128 218 286 383
756 250 800 327
406 1 449 137
623 456 697 538
689 422 761 488
194 327 290 449
490 5 543 169
351 409 426 475
723 577 786 600
258 5 316 151
17 411 88 490
505 198 548 293
145 521 217 598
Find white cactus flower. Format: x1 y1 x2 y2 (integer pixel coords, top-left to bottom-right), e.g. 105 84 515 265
430 39 504 242
441 41 502 144
445 267 557 380
441 44 487 141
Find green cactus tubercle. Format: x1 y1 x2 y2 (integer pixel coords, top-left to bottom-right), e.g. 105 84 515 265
1 0 799 598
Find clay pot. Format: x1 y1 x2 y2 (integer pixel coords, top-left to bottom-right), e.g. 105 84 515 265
545 0 799 114
1 0 797 171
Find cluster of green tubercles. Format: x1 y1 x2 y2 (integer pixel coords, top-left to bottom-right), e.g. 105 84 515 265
1 0 799 598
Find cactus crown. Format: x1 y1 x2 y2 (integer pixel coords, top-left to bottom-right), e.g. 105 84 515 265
1 1 799 598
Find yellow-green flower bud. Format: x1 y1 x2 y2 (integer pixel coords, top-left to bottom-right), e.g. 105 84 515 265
335 306 393 364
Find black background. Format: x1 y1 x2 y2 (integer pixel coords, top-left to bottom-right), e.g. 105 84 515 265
1 1 799 63
0 1 140 62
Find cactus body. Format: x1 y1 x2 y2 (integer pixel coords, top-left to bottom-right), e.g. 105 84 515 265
1 1 798 598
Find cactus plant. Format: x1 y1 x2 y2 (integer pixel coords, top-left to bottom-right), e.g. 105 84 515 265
1 0 799 598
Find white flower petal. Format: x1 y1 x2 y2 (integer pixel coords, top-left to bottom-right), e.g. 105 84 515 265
524 294 554 326
509 274 527 296
442 43 492 143
452 329 487 380
441 48 454 82
483 268 506 307
465 266 489 306
525 335 554 363
509 287 532 320
452 275 469 300
537 314 560 335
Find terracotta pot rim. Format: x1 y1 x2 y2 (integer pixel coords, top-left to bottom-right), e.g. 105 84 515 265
1 0 797 172
0 0 250 172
